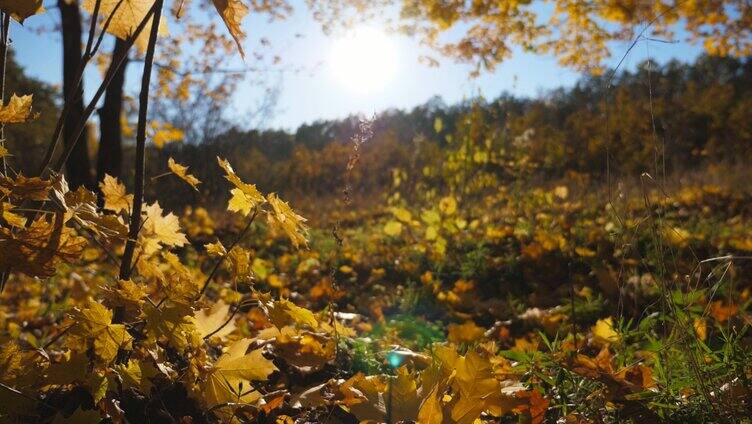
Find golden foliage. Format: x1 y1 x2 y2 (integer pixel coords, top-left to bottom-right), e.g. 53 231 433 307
0 0 45 23
0 94 37 123
266 193 308 248
167 157 201 190
82 0 168 52
99 174 132 214
69 300 133 363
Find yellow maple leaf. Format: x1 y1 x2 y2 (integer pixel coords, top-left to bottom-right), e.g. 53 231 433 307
204 240 227 257
275 327 335 371
575 246 596 257
202 338 277 408
227 246 252 281
267 299 318 329
195 300 235 339
553 185 569 199
82 0 168 53
99 174 132 214
451 350 521 423
217 157 265 214
347 374 388 421
0 0 45 23
0 94 36 123
0 341 22 382
158 251 202 304
417 384 444 424
227 188 255 215
0 145 8 158
663 226 691 247
391 207 412 223
62 185 128 240
1 201 26 227
0 214 87 278
69 300 133 363
447 320 486 344
150 121 183 148
212 0 249 57
140 201 188 254
592 317 620 346
266 193 308 248
391 367 420 422
167 157 200 190
114 360 143 391
144 303 201 351
439 196 457 215
383 220 403 236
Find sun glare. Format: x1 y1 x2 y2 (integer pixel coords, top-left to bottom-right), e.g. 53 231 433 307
330 26 397 93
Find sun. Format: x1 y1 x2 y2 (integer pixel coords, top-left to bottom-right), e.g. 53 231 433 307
330 26 398 93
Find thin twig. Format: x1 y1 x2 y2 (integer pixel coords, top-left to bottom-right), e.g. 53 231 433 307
83 0 102 55
0 12 9 176
90 0 126 54
119 0 164 281
203 303 240 340
0 12 10 292
42 324 73 350
195 208 259 302
0 382 53 409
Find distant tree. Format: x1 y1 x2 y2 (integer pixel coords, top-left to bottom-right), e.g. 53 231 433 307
58 0 94 189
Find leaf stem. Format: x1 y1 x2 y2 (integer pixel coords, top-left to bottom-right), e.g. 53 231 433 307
203 303 239 340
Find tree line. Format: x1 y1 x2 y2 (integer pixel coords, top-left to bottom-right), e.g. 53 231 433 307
7 53 751 211
150 54 752 210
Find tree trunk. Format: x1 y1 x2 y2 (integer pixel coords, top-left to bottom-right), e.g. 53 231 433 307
59 0 94 189
97 38 129 181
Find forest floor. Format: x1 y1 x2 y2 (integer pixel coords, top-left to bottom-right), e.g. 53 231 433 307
1 168 751 423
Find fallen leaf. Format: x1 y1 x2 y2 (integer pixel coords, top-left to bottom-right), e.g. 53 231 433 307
592 317 620 346
447 321 485 344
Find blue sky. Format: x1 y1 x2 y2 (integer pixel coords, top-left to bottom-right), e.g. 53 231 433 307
12 1 703 131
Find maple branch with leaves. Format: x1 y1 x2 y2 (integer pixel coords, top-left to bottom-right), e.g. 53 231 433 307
196 206 260 302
